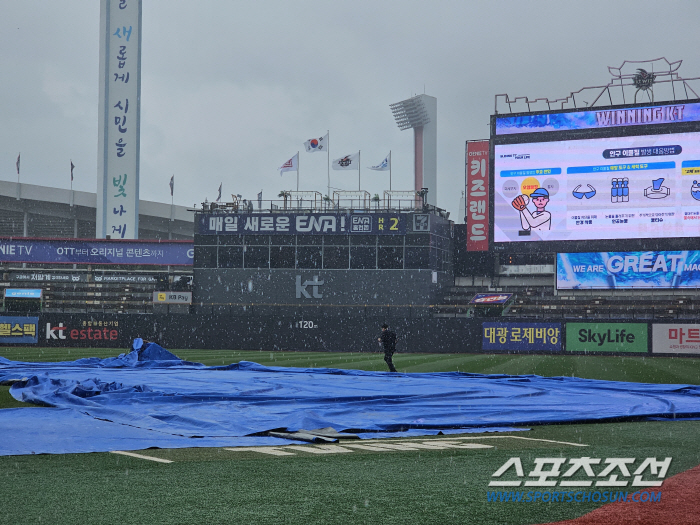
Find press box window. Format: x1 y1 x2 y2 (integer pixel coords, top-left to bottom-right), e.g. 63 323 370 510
323 246 349 269
218 246 243 268
297 246 322 269
350 247 376 269
194 246 217 268
243 246 270 268
270 246 295 268
378 246 404 269
405 247 430 269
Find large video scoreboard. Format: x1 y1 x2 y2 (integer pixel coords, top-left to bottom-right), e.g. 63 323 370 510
490 100 700 253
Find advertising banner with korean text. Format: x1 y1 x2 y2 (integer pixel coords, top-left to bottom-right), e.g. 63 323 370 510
0 239 193 266
466 140 490 251
566 323 648 353
557 251 700 289
0 316 39 344
482 322 561 352
197 213 406 235
494 132 700 245
97 0 142 239
652 324 700 354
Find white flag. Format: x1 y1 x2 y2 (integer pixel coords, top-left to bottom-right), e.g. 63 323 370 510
304 133 328 153
331 152 359 171
278 153 298 174
369 153 390 171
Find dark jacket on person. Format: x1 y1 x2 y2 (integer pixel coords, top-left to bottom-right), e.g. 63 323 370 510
380 330 397 353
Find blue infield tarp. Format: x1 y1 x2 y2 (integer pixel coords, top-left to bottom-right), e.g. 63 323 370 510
1 343 699 456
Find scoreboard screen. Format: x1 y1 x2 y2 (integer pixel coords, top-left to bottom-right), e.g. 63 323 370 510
491 101 700 253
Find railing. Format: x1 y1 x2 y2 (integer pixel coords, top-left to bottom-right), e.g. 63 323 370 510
198 196 450 216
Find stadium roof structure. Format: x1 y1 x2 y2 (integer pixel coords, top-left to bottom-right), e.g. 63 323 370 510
0 180 193 240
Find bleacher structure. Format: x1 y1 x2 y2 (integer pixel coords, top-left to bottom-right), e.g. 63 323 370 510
0 180 193 314
433 254 700 321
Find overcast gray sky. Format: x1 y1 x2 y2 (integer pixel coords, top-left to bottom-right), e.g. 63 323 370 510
2 0 700 220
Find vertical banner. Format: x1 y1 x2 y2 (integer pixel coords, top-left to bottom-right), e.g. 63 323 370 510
97 0 141 239
466 140 490 251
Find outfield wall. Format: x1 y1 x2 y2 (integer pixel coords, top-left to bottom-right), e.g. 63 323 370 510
2 314 700 358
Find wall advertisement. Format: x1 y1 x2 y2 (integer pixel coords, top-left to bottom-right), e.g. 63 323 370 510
0 316 39 344
652 324 700 354
565 323 648 353
482 322 561 352
0 239 193 266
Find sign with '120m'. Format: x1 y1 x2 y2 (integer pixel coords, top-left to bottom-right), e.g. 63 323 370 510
566 323 648 353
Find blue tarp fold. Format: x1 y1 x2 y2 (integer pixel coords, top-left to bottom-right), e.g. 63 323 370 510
1 343 700 456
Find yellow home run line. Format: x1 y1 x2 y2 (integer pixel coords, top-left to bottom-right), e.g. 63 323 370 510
110 450 173 463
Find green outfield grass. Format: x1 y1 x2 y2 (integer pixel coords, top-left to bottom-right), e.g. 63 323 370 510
1 348 699 524
0 420 697 524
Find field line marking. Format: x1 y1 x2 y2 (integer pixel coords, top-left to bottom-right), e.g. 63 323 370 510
224 447 295 456
457 436 588 447
110 450 173 463
361 436 588 447
285 445 353 454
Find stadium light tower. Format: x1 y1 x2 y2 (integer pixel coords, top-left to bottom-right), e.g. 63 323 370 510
390 94 437 205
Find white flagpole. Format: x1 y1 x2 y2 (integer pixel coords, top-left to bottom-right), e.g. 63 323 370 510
358 150 361 191
70 160 74 207
296 151 300 191
327 130 330 200
16 152 20 201
170 175 174 222
389 150 392 192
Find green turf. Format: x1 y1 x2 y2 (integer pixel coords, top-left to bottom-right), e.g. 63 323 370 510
0 421 697 524
2 348 699 523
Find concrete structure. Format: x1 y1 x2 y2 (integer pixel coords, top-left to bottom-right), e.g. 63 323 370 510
0 180 193 240
390 94 438 205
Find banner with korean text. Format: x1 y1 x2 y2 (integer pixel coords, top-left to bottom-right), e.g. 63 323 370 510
0 239 192 266
0 316 39 344
652 324 700 354
466 140 490 251
482 322 561 352
97 0 142 239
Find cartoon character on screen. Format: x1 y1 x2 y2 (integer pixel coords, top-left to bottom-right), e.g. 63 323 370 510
511 187 551 231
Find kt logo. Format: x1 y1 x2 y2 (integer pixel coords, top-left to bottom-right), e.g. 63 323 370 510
296 275 324 299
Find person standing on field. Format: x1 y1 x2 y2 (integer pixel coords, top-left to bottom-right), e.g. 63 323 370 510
378 323 398 372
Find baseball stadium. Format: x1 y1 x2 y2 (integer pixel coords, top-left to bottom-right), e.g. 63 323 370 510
3 6 700 523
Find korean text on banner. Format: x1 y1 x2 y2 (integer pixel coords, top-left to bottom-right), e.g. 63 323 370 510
466 140 490 251
652 324 700 354
97 0 142 240
0 316 39 344
482 322 561 352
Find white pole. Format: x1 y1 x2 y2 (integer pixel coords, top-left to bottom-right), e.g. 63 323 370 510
358 150 361 191
389 150 392 192
326 130 330 200
296 151 300 192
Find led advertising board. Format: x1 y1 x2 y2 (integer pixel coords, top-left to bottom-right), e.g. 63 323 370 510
491 100 700 253
557 251 700 289
0 239 193 266
198 213 407 235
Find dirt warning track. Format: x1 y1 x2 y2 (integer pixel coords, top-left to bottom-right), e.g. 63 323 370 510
542 462 700 525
